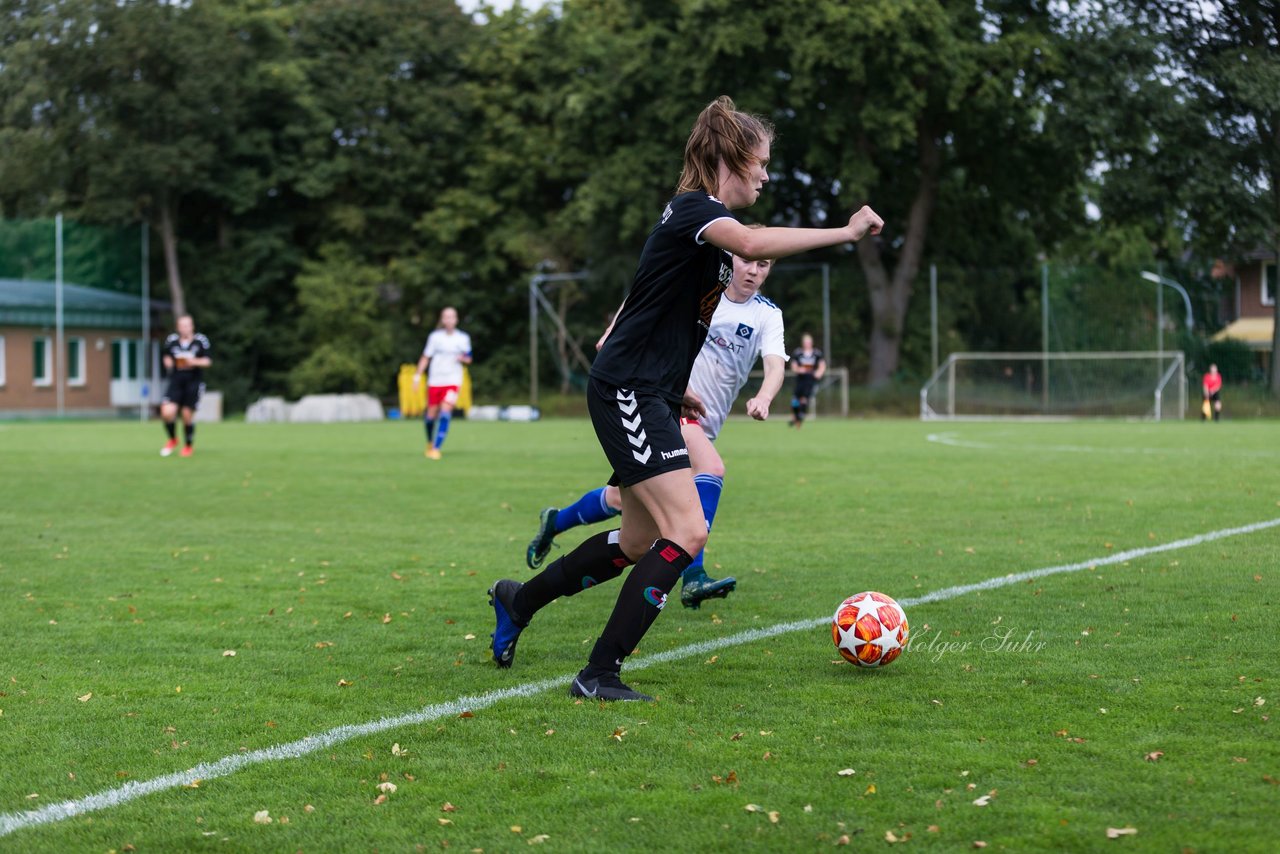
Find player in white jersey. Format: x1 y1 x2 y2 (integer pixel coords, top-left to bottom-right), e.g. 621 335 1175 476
524 250 786 608
412 307 472 460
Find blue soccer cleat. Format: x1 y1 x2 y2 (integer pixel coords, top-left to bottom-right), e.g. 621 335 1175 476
489 579 528 668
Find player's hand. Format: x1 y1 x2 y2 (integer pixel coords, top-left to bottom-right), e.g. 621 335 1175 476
746 397 770 421
682 387 707 420
412 374 421 385
846 206 884 242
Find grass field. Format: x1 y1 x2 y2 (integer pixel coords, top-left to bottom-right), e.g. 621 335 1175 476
1 416 1277 852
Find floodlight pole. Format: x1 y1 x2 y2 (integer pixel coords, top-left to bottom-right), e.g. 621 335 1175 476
529 274 539 409
55 213 64 417
1140 270 1194 336
1041 262 1049 414
930 263 938 373
140 221 150 422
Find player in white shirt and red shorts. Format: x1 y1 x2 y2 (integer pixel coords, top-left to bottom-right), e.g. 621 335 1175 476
524 247 787 608
412 307 472 460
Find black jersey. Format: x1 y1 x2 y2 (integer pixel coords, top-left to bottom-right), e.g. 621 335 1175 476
163 333 212 382
792 347 824 373
591 192 735 404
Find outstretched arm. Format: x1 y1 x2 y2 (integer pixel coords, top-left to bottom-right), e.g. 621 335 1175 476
703 206 883 261
746 354 786 420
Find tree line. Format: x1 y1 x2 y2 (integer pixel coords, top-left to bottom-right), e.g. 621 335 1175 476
1 0 1276 409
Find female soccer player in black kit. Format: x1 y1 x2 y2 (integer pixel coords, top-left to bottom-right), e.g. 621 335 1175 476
490 96 883 700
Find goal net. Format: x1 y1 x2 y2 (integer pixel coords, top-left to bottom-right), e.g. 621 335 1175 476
920 351 1187 421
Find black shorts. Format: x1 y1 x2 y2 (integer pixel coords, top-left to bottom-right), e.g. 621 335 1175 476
586 377 690 488
794 374 816 399
163 374 204 410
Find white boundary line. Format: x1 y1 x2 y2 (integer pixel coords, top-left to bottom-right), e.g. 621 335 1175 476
4 516 1278 839
926 431 1280 458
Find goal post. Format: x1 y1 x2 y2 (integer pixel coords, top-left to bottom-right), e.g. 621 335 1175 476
920 351 1187 421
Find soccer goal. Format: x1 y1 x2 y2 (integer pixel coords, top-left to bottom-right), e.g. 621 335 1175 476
920 351 1187 421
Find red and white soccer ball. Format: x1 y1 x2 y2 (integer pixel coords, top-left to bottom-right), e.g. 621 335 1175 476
832 591 909 668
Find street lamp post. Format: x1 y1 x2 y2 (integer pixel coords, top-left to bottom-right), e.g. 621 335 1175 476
1140 270 1194 359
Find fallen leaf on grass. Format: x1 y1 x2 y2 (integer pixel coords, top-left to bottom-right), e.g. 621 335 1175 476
222 650 236 657
926 825 939 833
304 805 315 813
459 711 474 718
1144 752 1163 762
391 743 407 757
373 794 387 806
1233 757 1248 763
611 728 627 742
510 825 523 833
768 811 780 824
382 614 392 624
837 768 857 777
973 795 991 806
438 818 452 826
528 835 550 844
377 782 397 793
1255 697 1266 707
730 732 744 741
25 794 37 800
835 835 850 846
464 634 476 640
441 802 457 812
337 679 353 687
864 784 876 796
77 692 92 702
1106 827 1137 839
253 810 272 825
744 804 762 813
973 842 987 849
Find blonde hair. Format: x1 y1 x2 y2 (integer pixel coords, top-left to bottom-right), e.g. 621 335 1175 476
677 96 774 197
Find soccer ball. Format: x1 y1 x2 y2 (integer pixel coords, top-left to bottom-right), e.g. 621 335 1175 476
832 591 909 668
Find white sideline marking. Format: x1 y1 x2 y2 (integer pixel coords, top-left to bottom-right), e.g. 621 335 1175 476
3 516 1279 838
926 431 1280 458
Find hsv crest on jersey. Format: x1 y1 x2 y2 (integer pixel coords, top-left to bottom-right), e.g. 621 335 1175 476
735 323 754 339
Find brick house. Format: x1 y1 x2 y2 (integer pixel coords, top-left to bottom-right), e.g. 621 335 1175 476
0 278 166 417
1211 249 1277 353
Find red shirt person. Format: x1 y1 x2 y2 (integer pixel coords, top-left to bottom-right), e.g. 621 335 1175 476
1202 363 1223 421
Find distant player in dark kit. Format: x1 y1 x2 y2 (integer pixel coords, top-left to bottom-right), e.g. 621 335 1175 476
159 314 212 458
790 333 825 427
487 95 882 701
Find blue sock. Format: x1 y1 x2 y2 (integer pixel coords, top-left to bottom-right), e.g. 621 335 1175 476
432 411 451 449
684 473 724 580
555 486 619 534
424 416 435 444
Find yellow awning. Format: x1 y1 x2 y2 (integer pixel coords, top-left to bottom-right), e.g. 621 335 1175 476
1211 316 1274 350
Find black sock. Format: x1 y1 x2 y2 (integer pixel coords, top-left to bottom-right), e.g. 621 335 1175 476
184 422 195 446
515 530 632 620
424 417 435 443
165 421 177 440
585 538 692 674
798 400 808 420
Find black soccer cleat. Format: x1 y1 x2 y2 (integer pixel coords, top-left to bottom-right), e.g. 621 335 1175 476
680 574 737 609
488 580 528 668
526 507 559 570
569 671 654 702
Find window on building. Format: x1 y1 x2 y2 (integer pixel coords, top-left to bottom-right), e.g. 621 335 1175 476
67 337 86 386
0 335 6 387
111 339 139 380
33 336 52 386
1264 262 1276 307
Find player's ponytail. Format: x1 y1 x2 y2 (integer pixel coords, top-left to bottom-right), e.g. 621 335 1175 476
677 96 774 197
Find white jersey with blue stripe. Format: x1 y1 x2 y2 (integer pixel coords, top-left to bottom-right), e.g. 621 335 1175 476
687 292 787 440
